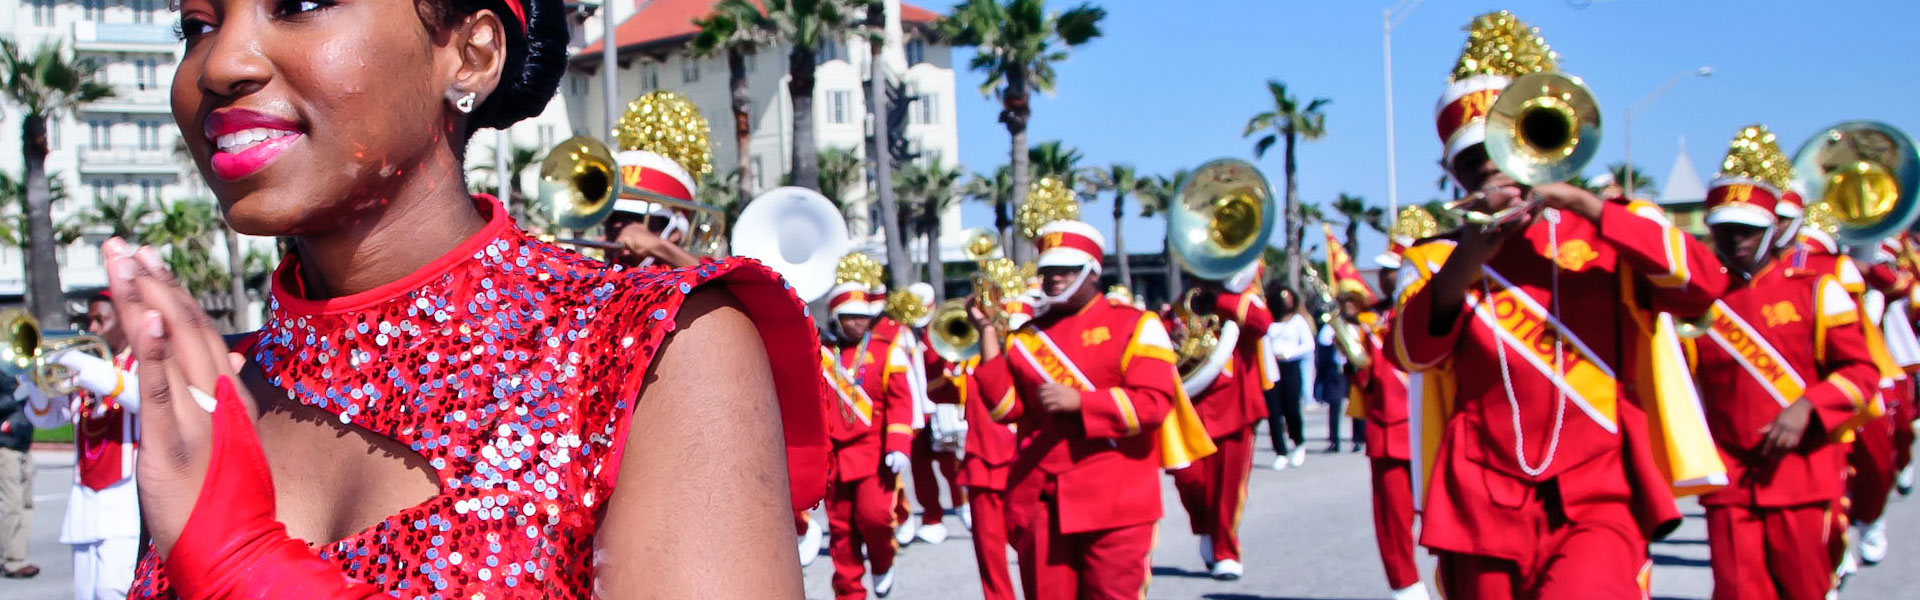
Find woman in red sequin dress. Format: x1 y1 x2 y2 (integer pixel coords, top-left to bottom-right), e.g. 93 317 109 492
104 0 829 597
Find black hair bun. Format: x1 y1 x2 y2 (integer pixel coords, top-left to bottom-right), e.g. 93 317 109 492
469 0 569 133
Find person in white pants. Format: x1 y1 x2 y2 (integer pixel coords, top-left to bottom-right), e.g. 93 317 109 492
22 294 140 600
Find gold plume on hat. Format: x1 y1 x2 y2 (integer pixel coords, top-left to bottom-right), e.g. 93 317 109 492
980 258 1028 300
1016 177 1081 241
1803 199 1841 236
1450 11 1558 82
1717 125 1793 191
884 290 929 324
835 253 883 288
1389 206 1441 240
614 90 713 177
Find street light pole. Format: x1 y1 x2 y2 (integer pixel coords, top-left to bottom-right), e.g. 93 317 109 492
1624 66 1712 199
1381 0 1427 219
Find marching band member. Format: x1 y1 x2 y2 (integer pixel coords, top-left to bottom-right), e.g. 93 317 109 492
1350 209 1436 600
902 283 965 546
972 217 1184 599
1171 260 1274 580
1391 12 1728 599
1688 133 1880 600
959 290 1030 600
600 91 713 270
821 255 917 599
20 293 140 599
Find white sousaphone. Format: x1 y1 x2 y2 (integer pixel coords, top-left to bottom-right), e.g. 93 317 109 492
731 186 850 303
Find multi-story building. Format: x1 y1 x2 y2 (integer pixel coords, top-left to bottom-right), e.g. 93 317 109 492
473 0 965 265
1 0 272 324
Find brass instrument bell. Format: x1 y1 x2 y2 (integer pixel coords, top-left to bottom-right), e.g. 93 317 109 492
1790 121 1920 246
1172 289 1223 380
538 136 620 232
0 309 112 398
929 299 981 363
1451 72 1602 229
1168 159 1278 281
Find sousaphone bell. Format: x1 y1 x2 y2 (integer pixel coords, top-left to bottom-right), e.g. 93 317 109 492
730 186 849 303
1168 159 1277 281
1790 121 1920 246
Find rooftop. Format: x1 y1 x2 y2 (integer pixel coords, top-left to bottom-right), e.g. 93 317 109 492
576 0 941 59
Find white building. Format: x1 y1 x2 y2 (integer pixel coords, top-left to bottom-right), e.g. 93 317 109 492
473 0 964 262
0 0 269 320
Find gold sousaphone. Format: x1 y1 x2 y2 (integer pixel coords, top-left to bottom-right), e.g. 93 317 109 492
1790 121 1920 246
1167 159 1277 281
1448 72 1602 229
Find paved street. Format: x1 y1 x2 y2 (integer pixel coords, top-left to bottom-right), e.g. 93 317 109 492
7 406 1920 599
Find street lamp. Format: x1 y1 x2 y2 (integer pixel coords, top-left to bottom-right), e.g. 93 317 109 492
1623 66 1712 199
1381 0 1428 218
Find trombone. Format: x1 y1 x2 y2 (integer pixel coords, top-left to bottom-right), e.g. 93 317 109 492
535 136 728 254
1446 72 1602 230
1299 262 1371 369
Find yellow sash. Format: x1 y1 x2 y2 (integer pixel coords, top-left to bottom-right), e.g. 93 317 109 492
1005 330 1217 470
820 347 874 426
1471 268 1620 432
1702 300 1802 408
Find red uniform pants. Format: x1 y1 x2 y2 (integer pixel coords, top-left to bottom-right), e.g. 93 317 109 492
1169 427 1253 563
968 487 1017 600
828 475 898 600
1370 457 1420 590
1434 516 1648 600
1848 417 1898 525
1705 502 1833 600
912 429 965 526
1009 476 1156 600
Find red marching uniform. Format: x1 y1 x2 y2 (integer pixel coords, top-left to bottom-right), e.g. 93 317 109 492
955 354 1020 600
821 283 918 600
912 346 966 532
1170 278 1272 573
1348 307 1421 592
974 219 1182 600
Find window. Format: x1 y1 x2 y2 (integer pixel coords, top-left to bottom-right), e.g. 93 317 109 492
680 57 700 84
751 155 765 190
83 0 105 21
569 75 588 96
816 38 842 64
905 40 925 66
48 122 60 151
639 62 660 90
827 91 852 125
135 59 153 91
89 120 112 149
139 121 162 150
89 180 110 202
538 125 555 150
914 89 938 125
139 180 157 203
32 0 55 26
134 0 157 23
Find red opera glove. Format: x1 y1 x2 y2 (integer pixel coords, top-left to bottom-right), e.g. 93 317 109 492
162 376 390 599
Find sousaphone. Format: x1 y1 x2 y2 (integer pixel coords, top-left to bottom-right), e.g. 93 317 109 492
731 186 849 302
1791 121 1920 246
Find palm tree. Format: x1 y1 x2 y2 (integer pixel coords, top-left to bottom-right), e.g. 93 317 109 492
1027 140 1088 192
1145 169 1191 295
0 170 79 248
896 160 964 298
1606 162 1657 199
1088 163 1149 288
818 146 865 230
962 166 1014 241
938 0 1105 260
2 39 114 324
863 2 914 287
1329 193 1383 259
693 2 772 209
730 0 867 192
468 143 547 231
73 194 157 240
143 199 222 294
1243 78 1328 290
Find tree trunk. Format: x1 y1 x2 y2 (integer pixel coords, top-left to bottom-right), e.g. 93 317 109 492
1344 219 1359 260
224 223 247 331
730 47 753 204
867 8 912 289
993 197 1010 242
1165 244 1184 303
788 45 820 191
924 213 945 302
21 115 64 325
1282 126 1302 291
1112 192 1130 289
1003 66 1032 261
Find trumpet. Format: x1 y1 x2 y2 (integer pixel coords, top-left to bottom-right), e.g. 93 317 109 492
1299 263 1371 369
536 136 727 254
929 299 981 362
0 310 117 401
1447 72 1602 230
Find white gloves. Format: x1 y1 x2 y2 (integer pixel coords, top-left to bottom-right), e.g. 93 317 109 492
884 451 910 475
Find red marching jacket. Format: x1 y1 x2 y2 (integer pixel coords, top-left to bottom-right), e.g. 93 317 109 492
823 319 918 483
1691 265 1880 508
954 357 1018 491
1188 291 1274 437
975 297 1181 534
1350 309 1411 461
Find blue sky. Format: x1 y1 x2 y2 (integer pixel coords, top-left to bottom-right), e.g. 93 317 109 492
945 0 1920 262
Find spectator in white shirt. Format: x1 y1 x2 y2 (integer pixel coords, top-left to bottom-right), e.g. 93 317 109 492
1263 285 1314 470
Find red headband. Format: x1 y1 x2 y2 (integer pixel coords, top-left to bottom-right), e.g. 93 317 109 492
502 0 527 30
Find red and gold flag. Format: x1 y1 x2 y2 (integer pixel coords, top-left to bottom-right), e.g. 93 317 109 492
1323 224 1377 304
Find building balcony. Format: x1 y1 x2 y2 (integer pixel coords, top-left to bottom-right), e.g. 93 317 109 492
76 147 182 175
81 88 172 114
72 21 179 53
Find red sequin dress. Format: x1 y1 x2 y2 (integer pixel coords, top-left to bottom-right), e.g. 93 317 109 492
129 196 828 599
